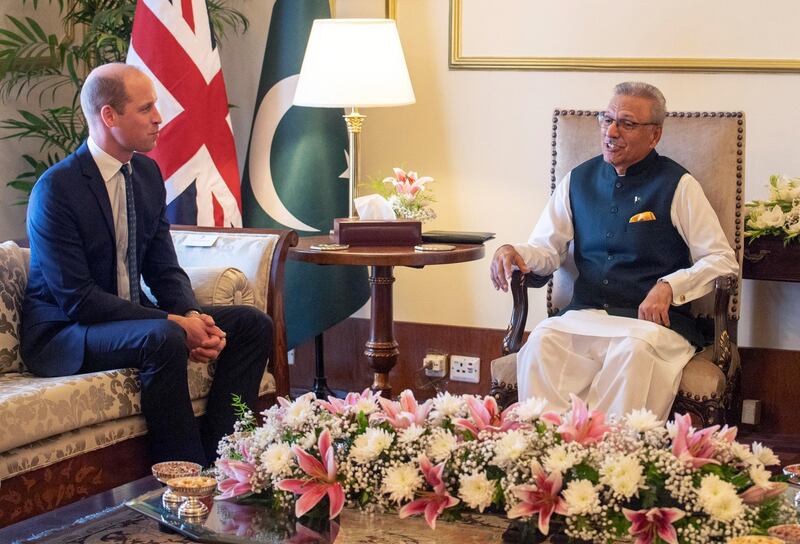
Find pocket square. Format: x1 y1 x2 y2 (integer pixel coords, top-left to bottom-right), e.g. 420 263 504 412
629 211 656 223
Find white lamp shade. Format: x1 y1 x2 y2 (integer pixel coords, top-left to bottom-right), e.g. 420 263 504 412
293 19 416 108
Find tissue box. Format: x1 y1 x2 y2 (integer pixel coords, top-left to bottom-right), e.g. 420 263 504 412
333 218 422 246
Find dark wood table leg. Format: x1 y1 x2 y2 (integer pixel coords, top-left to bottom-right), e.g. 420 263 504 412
365 265 399 398
312 334 335 399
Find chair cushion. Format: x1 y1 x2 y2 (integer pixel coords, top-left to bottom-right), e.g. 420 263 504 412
0 241 27 374
676 346 726 399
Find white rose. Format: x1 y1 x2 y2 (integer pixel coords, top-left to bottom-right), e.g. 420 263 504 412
749 205 785 230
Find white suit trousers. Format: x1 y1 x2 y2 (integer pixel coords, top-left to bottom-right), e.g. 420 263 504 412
516 310 696 420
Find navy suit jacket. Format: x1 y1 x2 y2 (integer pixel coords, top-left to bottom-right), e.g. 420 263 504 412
22 142 199 376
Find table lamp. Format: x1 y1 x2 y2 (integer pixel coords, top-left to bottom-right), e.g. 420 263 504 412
293 19 416 227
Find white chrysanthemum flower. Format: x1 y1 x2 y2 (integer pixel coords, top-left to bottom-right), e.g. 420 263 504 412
351 428 394 463
493 430 528 465
749 464 773 487
283 395 315 429
562 479 600 516
398 424 426 444
353 397 379 415
600 453 646 498
665 420 678 439
458 472 495 513
624 408 662 432
543 445 579 474
383 464 423 504
730 441 751 463
750 442 780 466
298 430 317 450
260 442 294 475
431 391 465 419
427 430 458 463
697 474 744 522
511 397 548 422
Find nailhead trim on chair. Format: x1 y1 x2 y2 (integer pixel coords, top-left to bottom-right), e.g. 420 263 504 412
548 109 744 321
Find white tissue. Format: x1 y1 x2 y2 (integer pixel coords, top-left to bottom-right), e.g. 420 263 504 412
354 194 396 220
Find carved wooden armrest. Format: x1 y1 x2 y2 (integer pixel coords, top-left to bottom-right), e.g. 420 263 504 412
502 269 553 355
711 275 737 375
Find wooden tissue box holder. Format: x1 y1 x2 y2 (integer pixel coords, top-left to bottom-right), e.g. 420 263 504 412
333 218 422 246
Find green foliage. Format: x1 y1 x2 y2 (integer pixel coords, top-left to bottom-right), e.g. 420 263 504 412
0 0 250 204
231 393 257 432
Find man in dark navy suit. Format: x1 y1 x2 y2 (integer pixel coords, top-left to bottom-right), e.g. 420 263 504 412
22 63 271 466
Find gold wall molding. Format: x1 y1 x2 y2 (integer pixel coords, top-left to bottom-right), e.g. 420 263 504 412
449 0 800 73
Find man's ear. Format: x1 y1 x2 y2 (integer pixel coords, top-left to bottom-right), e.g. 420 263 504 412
99 104 117 129
649 125 663 149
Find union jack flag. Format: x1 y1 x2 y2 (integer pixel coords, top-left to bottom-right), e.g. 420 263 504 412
127 0 242 227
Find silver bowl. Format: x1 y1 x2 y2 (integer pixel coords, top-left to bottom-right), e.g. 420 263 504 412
166 476 218 519
152 461 202 507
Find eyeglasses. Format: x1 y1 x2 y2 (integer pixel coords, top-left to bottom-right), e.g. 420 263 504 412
597 112 660 132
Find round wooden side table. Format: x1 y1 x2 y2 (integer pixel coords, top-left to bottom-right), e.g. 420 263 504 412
289 236 485 397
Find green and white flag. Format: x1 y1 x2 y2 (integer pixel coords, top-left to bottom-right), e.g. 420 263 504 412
242 0 369 349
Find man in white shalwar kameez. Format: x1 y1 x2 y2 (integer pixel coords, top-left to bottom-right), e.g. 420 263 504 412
490 82 738 420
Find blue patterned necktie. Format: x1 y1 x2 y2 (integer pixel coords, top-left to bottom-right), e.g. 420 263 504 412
120 164 140 305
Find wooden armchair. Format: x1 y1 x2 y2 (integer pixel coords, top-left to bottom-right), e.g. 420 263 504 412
490 110 745 427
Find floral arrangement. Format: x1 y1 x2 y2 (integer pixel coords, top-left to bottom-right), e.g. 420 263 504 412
215 391 797 543
374 167 437 222
744 175 800 244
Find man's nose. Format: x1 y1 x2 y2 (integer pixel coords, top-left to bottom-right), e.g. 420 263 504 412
606 120 620 138
152 107 162 125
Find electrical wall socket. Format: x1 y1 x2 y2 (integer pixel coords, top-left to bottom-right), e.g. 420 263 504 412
423 352 448 378
450 355 480 383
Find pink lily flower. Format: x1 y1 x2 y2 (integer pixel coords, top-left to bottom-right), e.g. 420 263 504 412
374 389 432 429
215 459 256 501
453 395 521 437
317 388 379 416
670 413 720 468
717 424 738 443
541 394 610 446
622 507 685 544
507 460 568 535
398 455 459 529
383 168 433 198
739 481 789 504
276 430 346 520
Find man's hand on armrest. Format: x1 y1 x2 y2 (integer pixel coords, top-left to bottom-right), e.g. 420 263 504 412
490 244 531 292
638 280 673 327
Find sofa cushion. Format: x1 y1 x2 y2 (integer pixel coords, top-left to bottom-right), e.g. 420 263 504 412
170 231 279 314
183 266 255 307
0 241 27 374
0 359 276 456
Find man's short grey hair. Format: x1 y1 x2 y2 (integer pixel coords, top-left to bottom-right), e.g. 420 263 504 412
79 63 143 123
613 81 667 124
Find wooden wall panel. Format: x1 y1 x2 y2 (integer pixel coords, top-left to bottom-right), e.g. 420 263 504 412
740 347 800 435
291 318 520 400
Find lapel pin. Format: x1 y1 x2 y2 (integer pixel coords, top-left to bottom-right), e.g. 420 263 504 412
634 196 641 204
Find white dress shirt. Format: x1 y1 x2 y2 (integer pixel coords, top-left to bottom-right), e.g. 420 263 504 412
513 171 739 308
86 137 134 301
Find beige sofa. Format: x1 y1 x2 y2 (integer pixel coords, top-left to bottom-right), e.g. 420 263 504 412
0 225 296 527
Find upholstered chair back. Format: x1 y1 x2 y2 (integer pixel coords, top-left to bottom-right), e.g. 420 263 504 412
548 110 745 322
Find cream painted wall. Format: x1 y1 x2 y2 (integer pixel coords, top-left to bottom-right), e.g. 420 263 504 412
2 1 797 350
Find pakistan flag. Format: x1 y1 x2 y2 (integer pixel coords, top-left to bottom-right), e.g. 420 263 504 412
241 0 369 348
